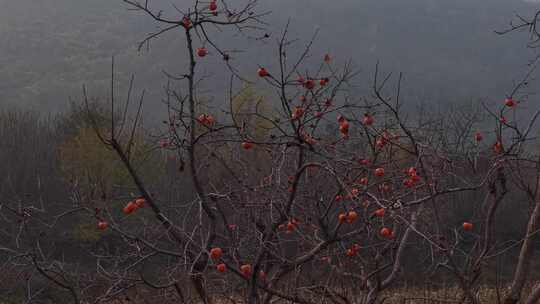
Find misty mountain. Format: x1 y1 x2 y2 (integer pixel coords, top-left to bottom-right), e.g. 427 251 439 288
0 0 538 115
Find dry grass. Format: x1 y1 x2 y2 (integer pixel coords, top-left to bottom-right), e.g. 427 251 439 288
381 286 497 303
380 285 540 304
4 284 538 304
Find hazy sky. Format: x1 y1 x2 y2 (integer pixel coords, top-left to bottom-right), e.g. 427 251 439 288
1 0 539 114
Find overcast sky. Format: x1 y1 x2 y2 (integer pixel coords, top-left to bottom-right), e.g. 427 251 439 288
1 0 539 115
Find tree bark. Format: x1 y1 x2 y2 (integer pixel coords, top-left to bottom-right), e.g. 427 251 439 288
526 282 540 304
504 192 540 304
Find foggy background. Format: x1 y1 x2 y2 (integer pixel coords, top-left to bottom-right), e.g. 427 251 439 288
1 0 539 116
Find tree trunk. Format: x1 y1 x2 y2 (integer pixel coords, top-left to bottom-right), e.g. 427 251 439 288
365 286 379 304
504 194 540 304
526 282 540 304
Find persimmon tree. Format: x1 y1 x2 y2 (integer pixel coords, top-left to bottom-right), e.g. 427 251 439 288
78 1 529 303
3 1 540 304
495 9 540 304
